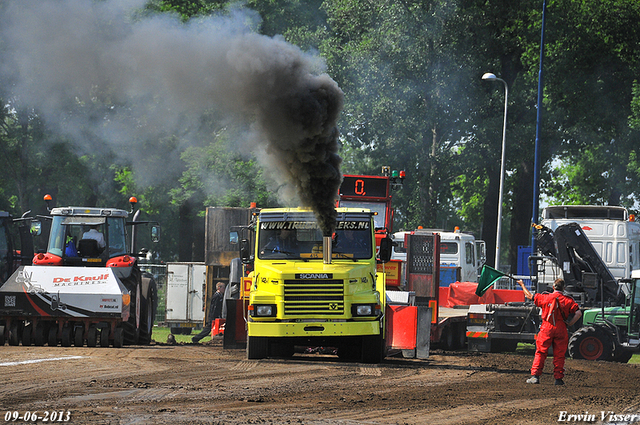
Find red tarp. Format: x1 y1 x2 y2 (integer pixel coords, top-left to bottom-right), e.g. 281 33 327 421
439 281 524 307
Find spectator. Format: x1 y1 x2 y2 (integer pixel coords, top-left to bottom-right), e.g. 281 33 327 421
192 282 226 343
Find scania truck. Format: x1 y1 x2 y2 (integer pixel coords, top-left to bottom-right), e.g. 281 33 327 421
241 207 392 363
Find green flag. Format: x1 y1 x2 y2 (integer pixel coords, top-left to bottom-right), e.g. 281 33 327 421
475 265 507 296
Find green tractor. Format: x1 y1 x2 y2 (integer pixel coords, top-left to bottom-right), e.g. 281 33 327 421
569 270 640 363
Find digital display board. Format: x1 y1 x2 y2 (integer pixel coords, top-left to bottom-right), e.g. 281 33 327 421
339 176 389 198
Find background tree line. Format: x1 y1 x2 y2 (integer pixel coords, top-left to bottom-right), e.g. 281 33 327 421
1 0 639 273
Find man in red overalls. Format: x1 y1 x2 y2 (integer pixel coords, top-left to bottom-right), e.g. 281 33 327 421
517 278 582 385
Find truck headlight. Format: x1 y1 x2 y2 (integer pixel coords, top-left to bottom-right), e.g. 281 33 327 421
351 304 377 317
251 304 277 317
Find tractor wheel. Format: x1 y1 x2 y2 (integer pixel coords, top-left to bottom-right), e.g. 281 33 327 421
612 349 634 363
247 336 268 359
569 326 613 361
123 280 141 345
138 275 157 345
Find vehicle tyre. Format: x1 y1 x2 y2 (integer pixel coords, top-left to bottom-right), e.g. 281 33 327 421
247 336 268 359
269 340 294 358
138 275 157 345
61 326 72 347
456 324 467 349
22 323 32 346
113 327 124 348
0 325 4 346
441 325 455 351
491 338 518 353
361 335 384 364
123 280 141 345
8 322 20 346
74 325 84 347
337 341 361 361
48 326 58 346
569 326 613 361
612 348 634 363
87 326 98 347
34 323 47 346
100 327 110 347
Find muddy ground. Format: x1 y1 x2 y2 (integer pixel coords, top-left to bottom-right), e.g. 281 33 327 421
1 338 639 425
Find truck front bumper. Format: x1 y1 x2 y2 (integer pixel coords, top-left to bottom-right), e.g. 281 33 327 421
248 320 381 338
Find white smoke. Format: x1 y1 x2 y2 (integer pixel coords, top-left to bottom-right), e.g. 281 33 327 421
0 0 343 230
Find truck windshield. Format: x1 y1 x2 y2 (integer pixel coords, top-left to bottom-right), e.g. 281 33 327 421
258 220 372 260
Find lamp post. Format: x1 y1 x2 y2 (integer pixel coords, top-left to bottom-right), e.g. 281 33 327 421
482 72 509 271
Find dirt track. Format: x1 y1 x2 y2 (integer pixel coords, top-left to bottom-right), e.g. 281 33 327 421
1 339 639 425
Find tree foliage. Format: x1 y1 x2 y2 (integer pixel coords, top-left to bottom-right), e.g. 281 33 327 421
0 0 639 271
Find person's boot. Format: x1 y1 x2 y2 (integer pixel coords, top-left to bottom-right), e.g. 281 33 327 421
554 378 565 386
526 375 540 384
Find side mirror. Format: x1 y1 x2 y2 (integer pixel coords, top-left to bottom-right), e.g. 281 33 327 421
30 220 42 236
240 239 251 263
378 237 393 263
150 225 161 243
229 231 239 245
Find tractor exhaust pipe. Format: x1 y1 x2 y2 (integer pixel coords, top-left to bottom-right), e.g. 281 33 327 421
323 236 332 264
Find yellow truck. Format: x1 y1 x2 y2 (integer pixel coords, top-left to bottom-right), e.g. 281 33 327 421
240 207 392 363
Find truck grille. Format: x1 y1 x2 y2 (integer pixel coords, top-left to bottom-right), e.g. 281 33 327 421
283 279 344 315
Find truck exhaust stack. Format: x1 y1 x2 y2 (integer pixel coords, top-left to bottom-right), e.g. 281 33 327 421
323 236 332 264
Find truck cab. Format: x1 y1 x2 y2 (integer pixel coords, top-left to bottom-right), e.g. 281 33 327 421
392 229 486 285
245 207 390 363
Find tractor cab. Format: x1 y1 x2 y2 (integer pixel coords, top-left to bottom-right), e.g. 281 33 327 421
33 207 130 267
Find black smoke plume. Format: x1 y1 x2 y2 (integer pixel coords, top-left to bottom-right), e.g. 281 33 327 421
0 0 343 235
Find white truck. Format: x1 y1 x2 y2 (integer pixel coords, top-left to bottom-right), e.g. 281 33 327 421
539 205 640 282
391 228 486 286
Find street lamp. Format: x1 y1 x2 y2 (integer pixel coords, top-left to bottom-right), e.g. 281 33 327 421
482 72 509 271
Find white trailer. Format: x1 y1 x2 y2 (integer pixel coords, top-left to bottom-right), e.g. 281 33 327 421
165 262 206 335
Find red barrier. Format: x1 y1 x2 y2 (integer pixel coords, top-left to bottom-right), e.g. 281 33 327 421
441 282 524 307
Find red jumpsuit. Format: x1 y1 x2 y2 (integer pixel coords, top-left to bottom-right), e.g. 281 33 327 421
531 291 580 379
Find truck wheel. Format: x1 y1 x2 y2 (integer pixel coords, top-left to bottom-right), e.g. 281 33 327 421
100 327 110 347
269 341 294 358
138 275 157 345
87 326 98 347
569 326 613 360
337 343 361 361
361 335 384 364
22 324 32 346
61 326 72 347
8 322 20 346
113 327 124 348
247 336 268 359
48 326 58 346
